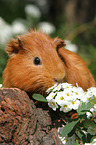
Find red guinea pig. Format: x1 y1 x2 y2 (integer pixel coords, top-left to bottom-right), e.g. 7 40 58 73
3 30 95 94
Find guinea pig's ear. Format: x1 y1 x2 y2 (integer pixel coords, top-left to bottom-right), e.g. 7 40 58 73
53 37 66 50
6 36 24 58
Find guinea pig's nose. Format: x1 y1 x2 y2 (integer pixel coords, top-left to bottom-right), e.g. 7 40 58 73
54 77 66 84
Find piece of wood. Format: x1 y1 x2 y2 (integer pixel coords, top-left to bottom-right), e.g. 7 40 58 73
0 88 62 145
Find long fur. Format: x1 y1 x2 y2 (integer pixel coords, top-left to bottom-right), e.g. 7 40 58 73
3 30 95 94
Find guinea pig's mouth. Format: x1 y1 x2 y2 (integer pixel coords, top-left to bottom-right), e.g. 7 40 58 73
54 77 67 84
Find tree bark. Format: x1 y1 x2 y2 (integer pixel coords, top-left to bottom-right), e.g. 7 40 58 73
50 0 96 24
0 88 62 145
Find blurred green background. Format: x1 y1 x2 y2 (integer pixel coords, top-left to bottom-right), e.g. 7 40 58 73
0 0 96 84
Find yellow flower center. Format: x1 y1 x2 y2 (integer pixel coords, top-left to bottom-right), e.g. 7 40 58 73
72 101 75 105
64 105 67 108
52 102 55 106
60 96 64 100
66 86 69 88
67 93 70 96
65 139 68 143
75 92 78 95
56 86 59 90
52 95 54 98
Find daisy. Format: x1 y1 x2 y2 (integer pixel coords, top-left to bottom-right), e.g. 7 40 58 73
52 83 62 92
87 87 96 97
46 83 57 94
46 92 56 101
61 82 73 89
62 89 74 101
60 101 71 113
68 99 81 110
48 99 58 111
71 86 84 99
55 92 65 106
80 92 90 103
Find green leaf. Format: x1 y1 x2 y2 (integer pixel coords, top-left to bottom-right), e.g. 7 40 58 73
61 119 80 137
76 130 86 143
83 120 96 128
74 140 80 145
86 133 93 143
89 96 96 105
32 94 48 102
77 102 93 116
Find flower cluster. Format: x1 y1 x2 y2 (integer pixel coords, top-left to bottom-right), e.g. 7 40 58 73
46 83 96 145
46 83 96 113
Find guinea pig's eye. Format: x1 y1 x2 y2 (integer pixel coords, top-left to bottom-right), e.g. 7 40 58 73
33 57 41 65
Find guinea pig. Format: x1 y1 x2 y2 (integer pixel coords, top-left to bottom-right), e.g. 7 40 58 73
3 30 95 94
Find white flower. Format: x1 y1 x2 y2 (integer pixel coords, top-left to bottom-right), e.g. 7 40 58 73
46 92 56 101
60 102 71 113
0 17 12 45
68 99 81 110
55 92 65 105
25 4 41 19
61 90 74 101
48 99 58 111
64 40 78 52
0 17 6 26
61 135 76 145
0 84 2 88
12 20 27 34
61 82 73 89
80 92 90 103
90 107 96 113
86 112 92 119
62 137 69 145
71 86 84 99
52 83 62 92
87 126 96 135
38 22 56 35
46 82 96 113
84 143 96 145
58 125 65 136
87 87 96 97
92 138 96 144
46 83 57 94
55 91 74 106
86 105 96 119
